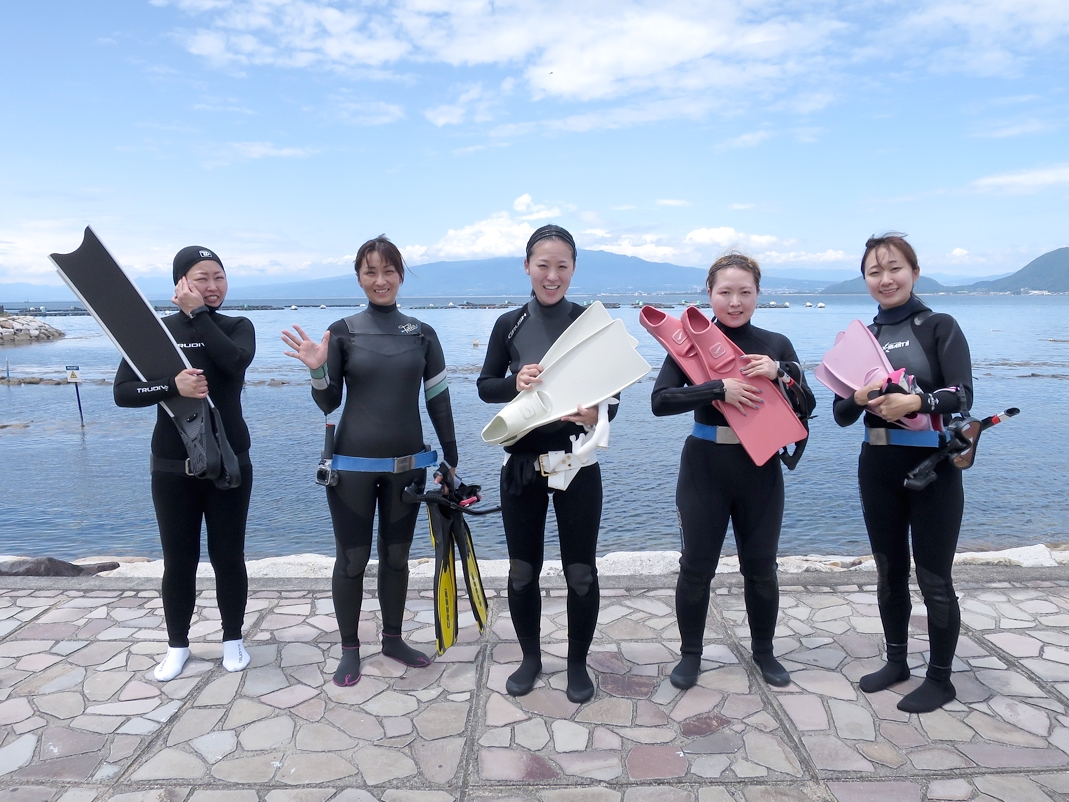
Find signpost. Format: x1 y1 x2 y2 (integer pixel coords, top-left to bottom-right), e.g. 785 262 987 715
66 365 84 427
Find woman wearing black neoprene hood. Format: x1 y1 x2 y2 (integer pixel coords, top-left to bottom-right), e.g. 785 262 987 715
834 233 972 713
282 236 458 687
477 224 614 704
114 246 255 682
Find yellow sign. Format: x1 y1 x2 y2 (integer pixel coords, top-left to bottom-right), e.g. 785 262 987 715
65 365 81 384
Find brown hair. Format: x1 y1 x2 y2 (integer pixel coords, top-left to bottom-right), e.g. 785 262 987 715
706 252 761 292
861 232 919 276
355 235 405 283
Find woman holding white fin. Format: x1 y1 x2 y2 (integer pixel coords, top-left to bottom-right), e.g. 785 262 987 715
114 246 255 682
833 233 972 713
477 224 614 704
651 254 814 690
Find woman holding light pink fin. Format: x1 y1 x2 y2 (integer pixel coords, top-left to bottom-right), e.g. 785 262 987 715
833 232 973 713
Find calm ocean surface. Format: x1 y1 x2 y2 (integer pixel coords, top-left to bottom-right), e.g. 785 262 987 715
2 294 1067 562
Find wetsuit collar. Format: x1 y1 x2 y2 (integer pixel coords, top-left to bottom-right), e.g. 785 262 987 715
367 301 398 314
873 294 928 326
714 318 753 343
528 295 570 319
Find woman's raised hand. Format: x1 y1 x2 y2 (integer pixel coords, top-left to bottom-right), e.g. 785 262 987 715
172 276 204 315
282 324 330 370
721 377 763 414
175 368 208 399
515 363 543 393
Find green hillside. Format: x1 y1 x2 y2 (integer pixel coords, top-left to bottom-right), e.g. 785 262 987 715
820 275 949 295
966 247 1069 293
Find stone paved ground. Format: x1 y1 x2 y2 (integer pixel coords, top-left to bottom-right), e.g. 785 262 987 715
3 568 1069 802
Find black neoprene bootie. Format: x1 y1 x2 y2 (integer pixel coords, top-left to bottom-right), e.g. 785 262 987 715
670 654 702 690
860 642 911 693
506 637 542 697
898 664 955 713
752 642 790 687
333 646 361 687
381 632 432 668
566 660 595 703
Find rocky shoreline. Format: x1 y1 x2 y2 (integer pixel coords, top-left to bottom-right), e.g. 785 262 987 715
0 314 65 346
2 543 1066 580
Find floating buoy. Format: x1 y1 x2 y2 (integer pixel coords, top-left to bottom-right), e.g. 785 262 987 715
290 305 298 311
805 302 813 308
319 304 326 309
817 302 825 308
769 301 777 307
473 339 479 348
783 302 790 308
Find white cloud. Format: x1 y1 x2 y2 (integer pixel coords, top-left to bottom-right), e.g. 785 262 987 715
408 211 534 263
973 119 1051 138
590 236 678 261
758 249 849 264
685 226 778 250
157 0 1069 136
425 104 465 126
655 199 691 207
972 164 1069 192
333 100 404 126
950 247 969 258
512 194 562 221
717 130 772 149
228 141 317 159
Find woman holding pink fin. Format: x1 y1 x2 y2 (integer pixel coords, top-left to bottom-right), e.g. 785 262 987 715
833 233 973 713
651 253 814 690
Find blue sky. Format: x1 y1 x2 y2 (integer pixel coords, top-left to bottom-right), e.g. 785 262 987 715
2 0 1068 287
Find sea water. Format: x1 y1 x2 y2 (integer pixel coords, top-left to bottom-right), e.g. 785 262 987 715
1 294 1066 562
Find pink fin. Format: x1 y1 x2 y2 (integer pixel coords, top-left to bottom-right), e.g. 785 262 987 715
639 305 709 384
679 307 807 466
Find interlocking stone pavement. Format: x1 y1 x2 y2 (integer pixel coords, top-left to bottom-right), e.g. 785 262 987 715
3 567 1069 800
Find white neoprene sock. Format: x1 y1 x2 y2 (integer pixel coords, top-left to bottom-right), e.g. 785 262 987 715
222 639 250 672
153 647 190 682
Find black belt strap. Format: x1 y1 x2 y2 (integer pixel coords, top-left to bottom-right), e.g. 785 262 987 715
151 452 250 475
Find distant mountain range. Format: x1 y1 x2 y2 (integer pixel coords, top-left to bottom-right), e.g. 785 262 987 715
2 247 1065 305
822 247 1068 295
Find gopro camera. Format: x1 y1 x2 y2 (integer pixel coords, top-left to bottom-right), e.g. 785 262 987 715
315 459 338 487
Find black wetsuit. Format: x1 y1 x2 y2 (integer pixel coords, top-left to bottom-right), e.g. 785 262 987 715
651 320 814 661
114 308 255 648
477 298 617 668
312 302 457 649
833 295 972 671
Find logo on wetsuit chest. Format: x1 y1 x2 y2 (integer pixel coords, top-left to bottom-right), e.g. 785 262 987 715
137 385 168 394
177 342 206 348
883 340 910 351
398 323 418 334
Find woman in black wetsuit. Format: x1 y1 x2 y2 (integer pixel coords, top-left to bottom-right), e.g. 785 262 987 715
282 236 458 687
834 233 972 713
477 224 611 704
115 246 255 682
652 254 814 690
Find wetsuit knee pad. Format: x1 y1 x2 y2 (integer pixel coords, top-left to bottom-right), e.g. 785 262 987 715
509 559 535 592
384 542 411 572
677 567 712 605
340 546 371 579
744 570 779 603
564 563 596 598
915 565 957 627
